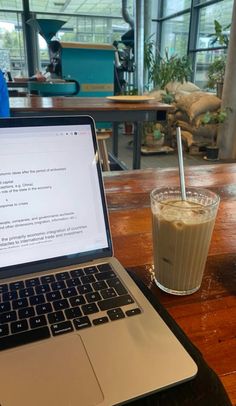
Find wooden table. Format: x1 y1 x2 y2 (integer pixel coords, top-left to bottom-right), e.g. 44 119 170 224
9 96 172 169
104 163 236 405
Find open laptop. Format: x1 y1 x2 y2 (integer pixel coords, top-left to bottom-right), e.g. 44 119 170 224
0 115 197 406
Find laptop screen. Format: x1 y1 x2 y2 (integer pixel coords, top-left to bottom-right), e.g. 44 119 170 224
0 116 112 279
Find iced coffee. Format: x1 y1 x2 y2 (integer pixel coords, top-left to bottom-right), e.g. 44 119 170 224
150 187 219 295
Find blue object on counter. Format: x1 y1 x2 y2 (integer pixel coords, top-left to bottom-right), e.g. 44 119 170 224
0 69 10 117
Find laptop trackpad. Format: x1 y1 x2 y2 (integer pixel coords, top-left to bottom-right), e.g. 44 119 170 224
0 334 104 406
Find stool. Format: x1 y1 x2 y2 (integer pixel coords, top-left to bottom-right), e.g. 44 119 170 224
96 129 112 171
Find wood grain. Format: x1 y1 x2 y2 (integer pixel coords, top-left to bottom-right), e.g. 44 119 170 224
104 163 236 405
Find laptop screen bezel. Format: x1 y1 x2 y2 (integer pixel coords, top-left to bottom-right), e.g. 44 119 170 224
0 115 113 280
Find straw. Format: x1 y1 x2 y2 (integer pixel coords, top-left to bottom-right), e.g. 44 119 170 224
176 126 187 200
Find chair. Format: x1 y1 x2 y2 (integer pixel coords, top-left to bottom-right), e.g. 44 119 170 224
96 129 112 171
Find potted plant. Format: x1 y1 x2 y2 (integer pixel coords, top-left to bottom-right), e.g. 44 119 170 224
144 40 192 91
207 56 226 98
201 109 228 160
206 20 230 98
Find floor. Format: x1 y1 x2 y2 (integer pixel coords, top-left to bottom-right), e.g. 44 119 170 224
106 131 229 171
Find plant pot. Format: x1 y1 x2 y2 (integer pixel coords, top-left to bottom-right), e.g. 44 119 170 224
205 146 219 161
124 122 133 135
216 82 224 99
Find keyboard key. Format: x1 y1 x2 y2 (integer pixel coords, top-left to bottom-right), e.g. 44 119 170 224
126 308 141 317
69 295 86 307
36 303 53 315
0 324 9 337
53 298 69 311
70 268 84 278
66 278 81 288
9 281 25 291
19 287 34 298
84 266 98 275
3 291 18 301
0 284 9 294
65 307 82 319
0 301 11 313
0 327 50 351
46 291 62 302
61 287 77 298
73 316 91 330
30 315 47 329
12 298 28 309
107 308 125 321
35 284 51 294
77 284 93 294
97 263 112 272
51 281 66 291
81 303 99 315
11 319 28 334
29 294 45 306
25 278 40 287
0 310 17 323
40 274 55 284
98 294 134 311
92 317 109 326
85 291 102 303
92 280 107 291
81 274 96 284
100 288 117 299
47 311 65 324
51 321 73 336
95 271 116 281
107 278 128 295
55 272 70 281
19 307 35 319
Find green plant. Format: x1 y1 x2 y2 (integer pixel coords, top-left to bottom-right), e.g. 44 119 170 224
144 38 192 90
206 20 230 92
209 20 231 48
207 56 226 89
201 108 229 145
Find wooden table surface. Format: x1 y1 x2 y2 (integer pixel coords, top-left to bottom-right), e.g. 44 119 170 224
104 163 236 405
9 96 171 113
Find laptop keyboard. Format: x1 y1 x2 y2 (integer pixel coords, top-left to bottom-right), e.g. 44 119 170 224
0 263 141 351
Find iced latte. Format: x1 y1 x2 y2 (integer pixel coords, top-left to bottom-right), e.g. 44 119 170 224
150 187 219 295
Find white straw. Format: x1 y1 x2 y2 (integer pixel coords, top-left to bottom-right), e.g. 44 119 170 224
176 127 186 200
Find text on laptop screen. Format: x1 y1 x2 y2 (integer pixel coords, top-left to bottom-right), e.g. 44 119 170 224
0 124 109 269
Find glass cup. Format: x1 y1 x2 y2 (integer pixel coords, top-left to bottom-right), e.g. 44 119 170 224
150 187 220 295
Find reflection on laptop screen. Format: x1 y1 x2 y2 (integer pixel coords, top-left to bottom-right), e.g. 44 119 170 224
0 123 109 269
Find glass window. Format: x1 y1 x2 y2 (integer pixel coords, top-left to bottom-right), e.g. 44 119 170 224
161 13 190 57
0 0 23 11
35 13 130 69
0 11 26 77
195 49 226 89
197 0 233 49
29 0 133 16
162 0 191 17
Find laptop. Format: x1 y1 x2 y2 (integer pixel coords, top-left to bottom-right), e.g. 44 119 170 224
0 115 197 406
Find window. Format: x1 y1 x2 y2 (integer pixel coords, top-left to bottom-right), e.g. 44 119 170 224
161 13 190 56
0 0 133 76
162 0 191 17
195 49 225 88
0 11 25 77
157 0 233 88
194 0 233 88
197 1 232 49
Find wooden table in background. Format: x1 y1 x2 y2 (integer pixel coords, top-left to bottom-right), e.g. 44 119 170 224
104 163 236 405
9 96 172 169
